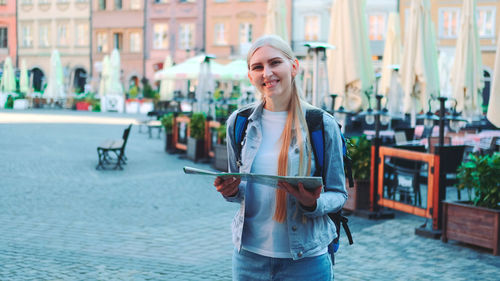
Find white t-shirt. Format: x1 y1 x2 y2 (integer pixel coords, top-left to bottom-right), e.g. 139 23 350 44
242 109 292 258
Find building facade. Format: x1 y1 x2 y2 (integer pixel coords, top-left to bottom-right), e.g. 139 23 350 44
0 0 17 65
17 0 91 93
146 0 205 83
205 0 292 63
92 0 145 91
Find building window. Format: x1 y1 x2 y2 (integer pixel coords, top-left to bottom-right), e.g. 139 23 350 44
214 23 226 45
113 32 123 50
75 23 88 46
179 23 194 50
97 32 108 53
22 25 33 47
129 32 141 52
304 15 320 41
154 0 168 3
57 23 68 47
368 14 386 40
130 0 140 9
115 0 122 10
98 0 106 10
239 22 252 44
153 23 168 49
179 0 195 3
39 24 50 47
0 27 7 48
438 8 460 38
0 0 6 5
477 7 496 38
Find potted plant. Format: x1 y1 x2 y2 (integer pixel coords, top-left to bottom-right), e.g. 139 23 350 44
442 152 500 255
343 135 372 212
161 112 175 153
126 86 140 113
213 124 228 171
187 112 206 162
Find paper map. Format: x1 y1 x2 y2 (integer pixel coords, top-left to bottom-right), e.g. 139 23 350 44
183 166 323 190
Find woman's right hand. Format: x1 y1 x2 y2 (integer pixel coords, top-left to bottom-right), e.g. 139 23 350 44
214 176 241 197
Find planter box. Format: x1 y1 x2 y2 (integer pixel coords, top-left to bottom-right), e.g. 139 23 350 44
125 100 139 114
139 100 154 114
76 101 90 111
187 137 205 162
13 99 29 110
213 143 228 172
442 201 500 255
165 132 175 153
343 179 370 212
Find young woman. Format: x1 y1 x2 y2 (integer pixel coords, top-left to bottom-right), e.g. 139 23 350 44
214 35 347 281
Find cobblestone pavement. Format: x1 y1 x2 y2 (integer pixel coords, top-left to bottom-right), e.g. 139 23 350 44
0 109 499 281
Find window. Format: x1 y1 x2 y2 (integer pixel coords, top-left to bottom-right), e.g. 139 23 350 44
113 32 123 50
130 0 140 9
129 32 141 52
57 23 68 46
154 0 168 3
179 23 194 50
75 23 88 46
214 23 226 45
438 8 460 38
98 0 106 10
115 0 122 10
179 0 195 3
39 24 50 47
97 32 108 53
153 23 168 49
239 22 252 44
0 28 7 48
304 15 320 41
0 0 6 5
22 25 33 47
21 0 33 4
477 7 496 38
368 14 386 40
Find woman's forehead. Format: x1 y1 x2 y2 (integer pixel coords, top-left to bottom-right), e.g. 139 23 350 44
250 45 287 63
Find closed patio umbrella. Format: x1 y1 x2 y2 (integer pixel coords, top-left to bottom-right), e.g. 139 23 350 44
487 32 500 128
327 0 374 112
159 55 174 101
194 57 215 113
400 0 440 124
450 0 484 121
19 59 29 95
379 12 402 96
0 56 16 93
264 0 288 42
99 55 110 96
107 49 123 96
44 50 66 101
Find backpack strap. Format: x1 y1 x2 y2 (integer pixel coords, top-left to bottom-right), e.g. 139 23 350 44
234 107 254 168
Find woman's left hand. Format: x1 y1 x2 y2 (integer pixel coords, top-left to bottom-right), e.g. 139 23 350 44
278 182 322 210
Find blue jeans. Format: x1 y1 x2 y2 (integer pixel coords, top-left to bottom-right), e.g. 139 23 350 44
232 248 333 281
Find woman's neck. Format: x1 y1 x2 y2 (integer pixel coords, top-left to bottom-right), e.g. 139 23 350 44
263 95 291 112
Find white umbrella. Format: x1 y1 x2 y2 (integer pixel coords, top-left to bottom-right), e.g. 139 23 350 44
44 50 66 100
379 12 402 96
450 0 484 121
19 59 29 95
155 55 225 80
159 56 175 101
327 0 374 111
487 31 500 127
107 49 123 96
99 55 110 96
218 59 249 82
400 0 440 124
264 0 288 42
0 56 16 93
438 52 453 98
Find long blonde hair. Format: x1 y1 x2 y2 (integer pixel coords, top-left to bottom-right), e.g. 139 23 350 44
247 35 312 223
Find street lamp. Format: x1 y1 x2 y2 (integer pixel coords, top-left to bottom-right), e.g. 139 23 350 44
329 94 353 131
447 99 467 132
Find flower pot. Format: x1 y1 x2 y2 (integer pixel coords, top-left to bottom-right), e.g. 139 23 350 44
125 100 139 114
139 100 154 114
76 101 90 111
343 179 371 212
213 143 228 172
187 137 205 162
442 201 500 255
13 99 29 110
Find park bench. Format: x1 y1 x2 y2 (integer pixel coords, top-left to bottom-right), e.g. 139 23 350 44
96 124 132 170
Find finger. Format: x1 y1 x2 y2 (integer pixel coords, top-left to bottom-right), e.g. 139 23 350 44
214 177 222 186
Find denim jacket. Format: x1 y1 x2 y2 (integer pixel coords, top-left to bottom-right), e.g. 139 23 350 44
224 100 347 260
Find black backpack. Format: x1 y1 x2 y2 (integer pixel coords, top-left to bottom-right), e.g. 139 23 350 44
232 106 354 264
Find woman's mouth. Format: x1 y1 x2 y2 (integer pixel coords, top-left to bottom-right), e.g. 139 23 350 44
263 80 279 88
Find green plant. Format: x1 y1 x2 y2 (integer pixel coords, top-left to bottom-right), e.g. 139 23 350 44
161 113 174 134
189 112 206 140
457 152 500 210
217 124 227 144
347 135 371 181
128 86 139 99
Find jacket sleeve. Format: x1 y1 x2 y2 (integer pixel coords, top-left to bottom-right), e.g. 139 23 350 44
301 112 348 217
222 111 244 203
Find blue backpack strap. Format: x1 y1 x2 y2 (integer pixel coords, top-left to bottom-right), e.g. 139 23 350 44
234 107 254 167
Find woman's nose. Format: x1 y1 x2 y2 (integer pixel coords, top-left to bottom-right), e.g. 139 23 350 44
263 65 272 77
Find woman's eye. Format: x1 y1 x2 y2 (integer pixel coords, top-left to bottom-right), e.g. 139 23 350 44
251 65 263 71
271 60 281 65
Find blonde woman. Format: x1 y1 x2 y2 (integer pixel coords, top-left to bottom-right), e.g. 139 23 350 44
214 35 347 280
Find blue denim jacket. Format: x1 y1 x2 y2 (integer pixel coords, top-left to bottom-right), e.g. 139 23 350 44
224 100 347 260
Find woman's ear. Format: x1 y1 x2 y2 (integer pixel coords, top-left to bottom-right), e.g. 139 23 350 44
291 59 299 77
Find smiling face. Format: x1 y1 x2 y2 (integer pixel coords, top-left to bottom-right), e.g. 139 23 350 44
247 45 298 110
